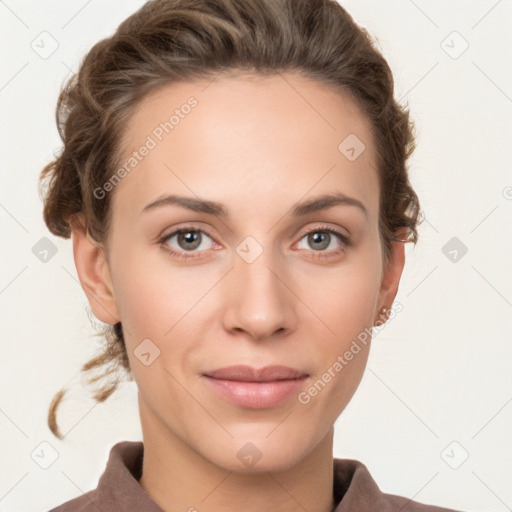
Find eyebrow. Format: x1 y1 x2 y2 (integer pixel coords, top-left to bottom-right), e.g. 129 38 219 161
141 192 368 219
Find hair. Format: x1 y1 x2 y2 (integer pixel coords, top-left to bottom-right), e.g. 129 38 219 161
39 0 422 440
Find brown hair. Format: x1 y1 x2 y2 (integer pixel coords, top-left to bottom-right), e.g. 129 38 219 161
39 0 422 440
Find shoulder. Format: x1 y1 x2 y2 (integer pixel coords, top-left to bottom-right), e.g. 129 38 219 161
333 457 463 512
46 489 97 512
46 440 148 512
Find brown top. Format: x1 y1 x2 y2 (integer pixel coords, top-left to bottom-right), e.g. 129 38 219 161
48 441 462 511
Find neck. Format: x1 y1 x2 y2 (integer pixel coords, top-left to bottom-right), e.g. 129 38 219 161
138 400 335 512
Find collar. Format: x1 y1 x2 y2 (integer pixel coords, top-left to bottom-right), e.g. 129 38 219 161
60 441 457 512
90 440 389 511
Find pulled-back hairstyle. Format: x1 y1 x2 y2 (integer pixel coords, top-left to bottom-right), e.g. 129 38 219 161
39 0 422 440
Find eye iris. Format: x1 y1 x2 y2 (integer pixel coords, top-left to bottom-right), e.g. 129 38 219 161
308 232 330 250
178 230 201 250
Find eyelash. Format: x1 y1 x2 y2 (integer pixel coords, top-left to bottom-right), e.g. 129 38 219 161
157 224 351 261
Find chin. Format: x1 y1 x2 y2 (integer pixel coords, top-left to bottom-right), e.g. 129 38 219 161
201 431 313 474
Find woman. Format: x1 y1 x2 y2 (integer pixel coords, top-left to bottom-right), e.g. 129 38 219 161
39 0 463 510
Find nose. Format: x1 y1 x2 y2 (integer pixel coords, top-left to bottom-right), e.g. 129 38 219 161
222 247 297 342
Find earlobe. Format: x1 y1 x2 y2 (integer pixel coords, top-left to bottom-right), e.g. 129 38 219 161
375 229 407 322
71 215 120 325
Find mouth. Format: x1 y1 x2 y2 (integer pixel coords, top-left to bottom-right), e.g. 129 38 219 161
202 365 309 409
203 364 308 382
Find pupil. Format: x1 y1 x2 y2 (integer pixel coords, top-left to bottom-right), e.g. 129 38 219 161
309 232 329 250
180 230 200 250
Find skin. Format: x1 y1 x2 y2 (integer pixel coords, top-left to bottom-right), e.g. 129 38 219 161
71 71 405 512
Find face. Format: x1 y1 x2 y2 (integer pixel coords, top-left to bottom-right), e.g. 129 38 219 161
76 71 404 473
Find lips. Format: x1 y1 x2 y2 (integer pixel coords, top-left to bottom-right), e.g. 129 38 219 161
203 365 308 382
202 365 309 409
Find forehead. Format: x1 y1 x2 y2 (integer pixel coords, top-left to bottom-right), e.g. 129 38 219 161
112 72 379 222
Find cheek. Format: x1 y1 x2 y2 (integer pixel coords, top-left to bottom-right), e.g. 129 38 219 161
312 273 375 378
109 246 213 378
109 243 194 335
298 254 382 337
297 269 377 422
295 246 381 399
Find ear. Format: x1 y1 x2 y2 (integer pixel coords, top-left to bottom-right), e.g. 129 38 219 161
374 228 407 324
70 214 120 325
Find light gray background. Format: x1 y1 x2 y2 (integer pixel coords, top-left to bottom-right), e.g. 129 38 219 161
1 1 511 511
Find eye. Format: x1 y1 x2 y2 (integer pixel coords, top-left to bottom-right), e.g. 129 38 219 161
158 227 217 261
295 225 350 259
157 224 351 262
